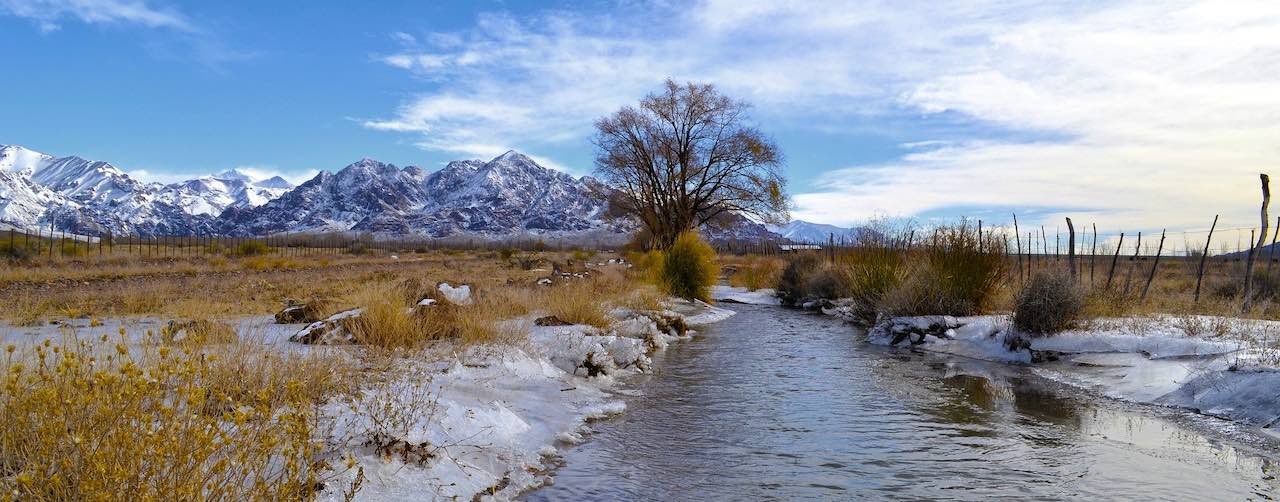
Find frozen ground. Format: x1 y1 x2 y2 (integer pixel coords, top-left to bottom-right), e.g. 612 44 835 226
711 285 781 305
849 312 1280 433
0 298 735 501
315 298 734 500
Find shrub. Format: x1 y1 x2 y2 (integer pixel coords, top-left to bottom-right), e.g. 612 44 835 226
1013 272 1084 336
776 253 820 306
659 231 719 302
878 265 958 317
234 240 270 256
729 256 783 291
915 224 1008 316
0 239 39 261
837 246 907 322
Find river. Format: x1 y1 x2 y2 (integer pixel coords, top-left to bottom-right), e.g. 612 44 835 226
525 303 1280 500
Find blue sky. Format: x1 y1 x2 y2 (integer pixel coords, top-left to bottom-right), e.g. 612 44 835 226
2 0 1278 239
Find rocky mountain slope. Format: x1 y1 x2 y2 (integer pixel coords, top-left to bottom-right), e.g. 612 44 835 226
0 144 808 242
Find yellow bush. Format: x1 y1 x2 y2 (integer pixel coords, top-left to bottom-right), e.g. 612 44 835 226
0 338 335 501
659 232 720 302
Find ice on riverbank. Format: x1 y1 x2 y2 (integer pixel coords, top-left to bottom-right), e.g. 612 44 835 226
316 298 735 501
859 313 1280 430
711 285 781 305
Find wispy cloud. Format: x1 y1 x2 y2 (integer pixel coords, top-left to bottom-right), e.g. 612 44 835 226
367 0 1280 232
0 0 191 31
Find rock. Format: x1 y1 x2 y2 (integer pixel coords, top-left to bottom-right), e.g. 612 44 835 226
273 299 332 324
437 282 473 305
290 308 364 345
883 316 962 346
535 315 571 326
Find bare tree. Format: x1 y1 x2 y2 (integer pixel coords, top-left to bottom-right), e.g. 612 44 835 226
593 79 788 249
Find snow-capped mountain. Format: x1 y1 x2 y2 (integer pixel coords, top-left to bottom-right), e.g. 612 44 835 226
0 144 218 236
767 220 864 243
220 151 617 238
153 170 294 217
219 158 431 235
0 144 783 241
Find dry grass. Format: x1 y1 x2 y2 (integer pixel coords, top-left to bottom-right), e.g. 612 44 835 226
0 334 356 501
725 255 783 291
0 250 656 501
544 281 614 328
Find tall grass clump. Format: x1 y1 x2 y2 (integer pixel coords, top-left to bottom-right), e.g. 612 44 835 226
546 281 613 328
658 231 719 302
729 256 783 291
1013 272 1084 336
343 283 457 349
838 246 907 322
0 337 342 500
776 253 822 306
881 223 1007 317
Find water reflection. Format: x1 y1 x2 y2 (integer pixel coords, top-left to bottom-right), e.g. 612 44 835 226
525 305 1280 500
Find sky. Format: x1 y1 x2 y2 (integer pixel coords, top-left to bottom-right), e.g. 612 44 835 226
2 0 1279 242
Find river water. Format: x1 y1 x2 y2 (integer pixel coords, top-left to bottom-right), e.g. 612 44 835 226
525 303 1280 500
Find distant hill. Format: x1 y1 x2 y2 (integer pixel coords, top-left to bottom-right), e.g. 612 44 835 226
767 220 864 244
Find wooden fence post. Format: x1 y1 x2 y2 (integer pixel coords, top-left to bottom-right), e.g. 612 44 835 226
1141 229 1166 299
1106 232 1125 289
1245 173 1271 310
1194 215 1218 302
1123 232 1142 295
1090 223 1098 287
1013 213 1023 283
1268 215 1280 277
1066 217 1077 280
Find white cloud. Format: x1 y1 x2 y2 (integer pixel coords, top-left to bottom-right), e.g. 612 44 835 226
368 1 1280 235
0 0 191 31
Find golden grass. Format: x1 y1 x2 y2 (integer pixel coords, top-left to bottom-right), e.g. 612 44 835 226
0 250 657 501
0 334 356 501
544 281 614 328
726 255 783 291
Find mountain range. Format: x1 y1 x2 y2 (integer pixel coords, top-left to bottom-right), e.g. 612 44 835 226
0 144 852 242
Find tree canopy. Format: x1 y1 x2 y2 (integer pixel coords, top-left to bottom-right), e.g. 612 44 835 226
593 79 788 249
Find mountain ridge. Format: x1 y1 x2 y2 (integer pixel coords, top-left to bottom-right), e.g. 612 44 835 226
0 144 804 243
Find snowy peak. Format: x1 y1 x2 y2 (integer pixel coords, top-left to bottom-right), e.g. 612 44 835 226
767 220 864 243
214 169 252 182
0 145 54 175
254 175 292 189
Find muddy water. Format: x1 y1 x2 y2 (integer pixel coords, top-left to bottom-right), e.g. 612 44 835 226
526 304 1280 500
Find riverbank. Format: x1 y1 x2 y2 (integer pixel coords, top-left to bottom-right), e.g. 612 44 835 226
313 298 734 500
712 285 1280 437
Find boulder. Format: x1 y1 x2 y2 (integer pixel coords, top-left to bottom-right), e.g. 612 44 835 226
437 283 473 305
273 299 332 324
535 315 572 326
290 308 364 345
